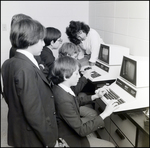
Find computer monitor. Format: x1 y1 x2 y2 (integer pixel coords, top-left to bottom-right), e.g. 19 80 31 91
89 44 130 82
120 55 149 88
98 44 130 66
100 55 149 112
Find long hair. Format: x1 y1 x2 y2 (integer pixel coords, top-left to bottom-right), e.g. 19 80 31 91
66 21 90 45
51 56 81 85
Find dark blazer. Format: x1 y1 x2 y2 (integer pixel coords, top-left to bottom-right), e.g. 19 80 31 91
40 46 55 69
52 85 105 147
2 52 58 147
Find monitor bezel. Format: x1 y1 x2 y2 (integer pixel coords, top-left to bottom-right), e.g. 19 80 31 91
120 56 137 86
98 44 109 64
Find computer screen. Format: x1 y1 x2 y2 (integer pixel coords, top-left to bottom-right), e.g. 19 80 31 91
120 55 149 88
120 56 136 86
98 44 109 64
98 44 130 66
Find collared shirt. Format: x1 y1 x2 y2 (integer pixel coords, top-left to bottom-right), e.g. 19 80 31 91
58 83 76 97
17 50 40 69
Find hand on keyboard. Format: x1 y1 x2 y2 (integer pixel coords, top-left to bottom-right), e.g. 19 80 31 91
91 71 101 78
100 100 119 120
81 68 93 79
95 86 110 98
103 88 125 105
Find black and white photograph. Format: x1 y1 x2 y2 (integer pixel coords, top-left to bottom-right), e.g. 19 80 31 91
1 1 149 147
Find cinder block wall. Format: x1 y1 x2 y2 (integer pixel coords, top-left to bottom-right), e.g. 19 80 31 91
89 1 149 57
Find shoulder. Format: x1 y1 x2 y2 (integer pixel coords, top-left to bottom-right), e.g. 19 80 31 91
42 46 51 52
52 85 67 97
88 28 103 42
89 28 99 36
41 46 53 55
52 85 74 103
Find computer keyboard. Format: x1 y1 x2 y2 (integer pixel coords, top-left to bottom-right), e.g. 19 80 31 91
104 89 125 105
91 71 101 78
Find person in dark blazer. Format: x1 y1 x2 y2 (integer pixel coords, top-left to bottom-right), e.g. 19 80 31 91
2 18 60 147
9 46 45 70
51 56 119 147
40 27 62 80
58 42 98 117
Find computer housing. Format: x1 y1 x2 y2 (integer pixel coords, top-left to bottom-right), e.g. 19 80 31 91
89 44 130 82
101 55 149 113
98 43 130 66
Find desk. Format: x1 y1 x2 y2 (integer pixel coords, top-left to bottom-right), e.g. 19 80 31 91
79 57 120 83
126 112 149 147
80 60 121 83
88 64 121 82
95 99 149 147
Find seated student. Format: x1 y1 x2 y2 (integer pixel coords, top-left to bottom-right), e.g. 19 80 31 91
40 27 62 80
58 42 80 60
58 42 94 95
58 42 97 117
51 56 119 147
59 41 89 67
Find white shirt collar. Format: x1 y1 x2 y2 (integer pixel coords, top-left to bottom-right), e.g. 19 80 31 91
17 50 40 69
58 83 76 97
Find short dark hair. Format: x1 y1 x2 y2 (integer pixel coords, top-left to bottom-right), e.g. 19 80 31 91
51 56 80 85
66 20 90 45
10 19 46 49
44 27 61 46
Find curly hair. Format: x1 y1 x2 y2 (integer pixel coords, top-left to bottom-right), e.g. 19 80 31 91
66 21 90 45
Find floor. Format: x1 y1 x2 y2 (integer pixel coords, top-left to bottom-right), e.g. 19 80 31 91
1 98 11 147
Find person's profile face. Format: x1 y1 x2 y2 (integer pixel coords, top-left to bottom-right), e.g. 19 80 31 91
68 66 80 86
32 39 45 56
52 37 63 49
76 30 86 41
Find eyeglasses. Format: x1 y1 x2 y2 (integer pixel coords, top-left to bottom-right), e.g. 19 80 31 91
57 38 63 43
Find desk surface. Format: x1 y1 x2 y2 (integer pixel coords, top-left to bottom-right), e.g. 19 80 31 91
95 99 149 136
79 57 120 83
